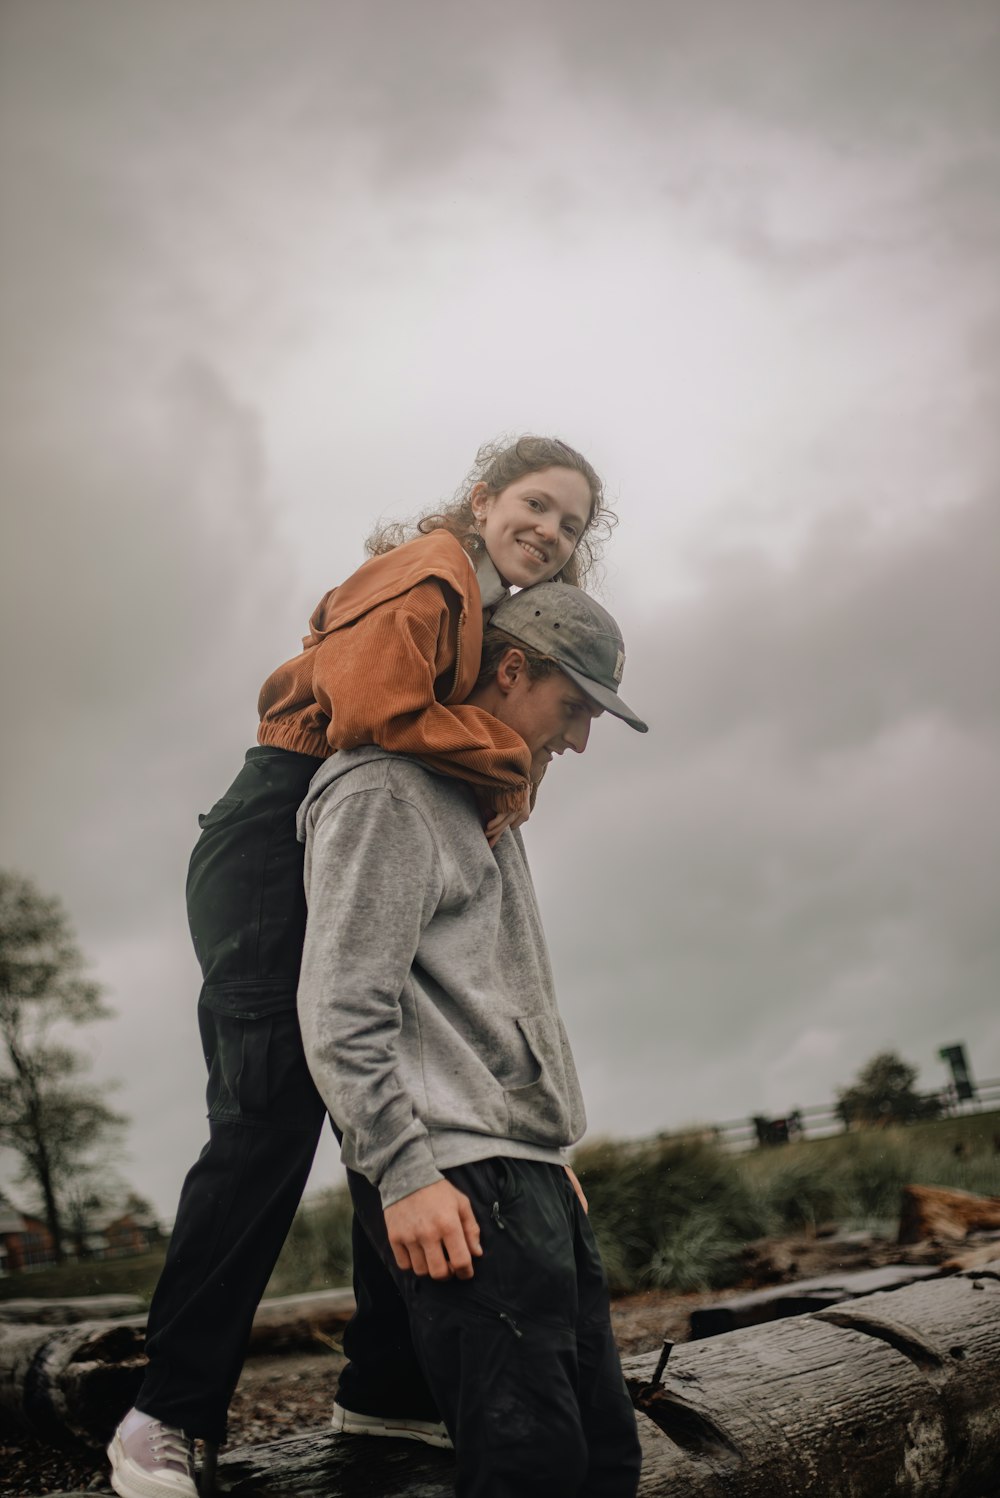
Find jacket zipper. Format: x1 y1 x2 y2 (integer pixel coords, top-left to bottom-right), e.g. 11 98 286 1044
453 1284 566 1338
446 609 465 703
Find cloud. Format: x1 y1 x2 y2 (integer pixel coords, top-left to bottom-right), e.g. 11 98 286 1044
531 486 1000 1134
0 353 306 1213
651 487 999 752
1 0 998 1213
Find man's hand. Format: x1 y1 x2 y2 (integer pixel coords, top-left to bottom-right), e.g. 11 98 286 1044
565 1165 588 1214
384 1180 483 1280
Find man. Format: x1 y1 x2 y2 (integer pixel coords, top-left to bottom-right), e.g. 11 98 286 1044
298 583 647 1497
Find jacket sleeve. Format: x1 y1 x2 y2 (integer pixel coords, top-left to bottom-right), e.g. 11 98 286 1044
312 580 532 817
297 786 446 1206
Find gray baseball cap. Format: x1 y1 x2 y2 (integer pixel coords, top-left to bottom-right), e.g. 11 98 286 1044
489 583 648 733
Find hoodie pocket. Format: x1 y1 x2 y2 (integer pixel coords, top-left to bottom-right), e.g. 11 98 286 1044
503 1014 585 1146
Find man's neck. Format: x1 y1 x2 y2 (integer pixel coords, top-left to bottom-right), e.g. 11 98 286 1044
465 684 504 719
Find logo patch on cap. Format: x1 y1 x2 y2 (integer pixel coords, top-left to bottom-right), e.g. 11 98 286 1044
613 648 625 684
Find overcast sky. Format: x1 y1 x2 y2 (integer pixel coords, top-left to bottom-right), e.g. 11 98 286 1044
2 0 998 1220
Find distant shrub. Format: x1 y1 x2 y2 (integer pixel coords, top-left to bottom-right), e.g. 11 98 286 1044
267 1186 354 1297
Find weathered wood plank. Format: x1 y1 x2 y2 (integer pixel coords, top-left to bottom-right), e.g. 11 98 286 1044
0 1295 144 1325
689 1263 941 1338
2 1285 356 1345
246 1288 356 1353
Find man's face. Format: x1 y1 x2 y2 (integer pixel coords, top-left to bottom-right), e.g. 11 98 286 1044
504 667 603 780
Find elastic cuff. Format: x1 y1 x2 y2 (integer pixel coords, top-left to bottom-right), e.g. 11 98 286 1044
489 782 530 818
379 1143 445 1209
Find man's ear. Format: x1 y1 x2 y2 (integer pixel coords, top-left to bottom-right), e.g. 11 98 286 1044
495 647 528 695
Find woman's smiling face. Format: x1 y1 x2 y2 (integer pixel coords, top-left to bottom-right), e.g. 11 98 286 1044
471 466 593 588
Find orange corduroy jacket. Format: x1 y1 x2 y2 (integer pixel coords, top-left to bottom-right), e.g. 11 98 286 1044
257 530 531 816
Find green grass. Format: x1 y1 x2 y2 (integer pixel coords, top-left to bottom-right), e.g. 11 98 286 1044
0 1188 355 1306
0 1188 354 1305
0 1246 167 1303
738 1114 1000 1234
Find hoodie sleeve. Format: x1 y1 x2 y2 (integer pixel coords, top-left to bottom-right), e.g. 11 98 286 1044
298 784 446 1206
311 578 532 817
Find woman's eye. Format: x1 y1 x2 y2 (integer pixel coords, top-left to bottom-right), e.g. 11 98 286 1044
562 523 578 537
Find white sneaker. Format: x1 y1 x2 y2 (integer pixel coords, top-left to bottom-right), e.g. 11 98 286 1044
108 1410 198 1498
331 1399 453 1449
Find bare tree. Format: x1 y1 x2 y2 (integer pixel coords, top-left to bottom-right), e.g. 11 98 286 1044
0 870 125 1261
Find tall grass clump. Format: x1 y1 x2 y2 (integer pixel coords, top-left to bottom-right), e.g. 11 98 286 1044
266 1186 354 1297
740 1117 1000 1235
747 1153 842 1234
574 1137 769 1294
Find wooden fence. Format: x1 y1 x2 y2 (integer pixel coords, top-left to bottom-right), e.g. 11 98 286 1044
645 1078 1000 1154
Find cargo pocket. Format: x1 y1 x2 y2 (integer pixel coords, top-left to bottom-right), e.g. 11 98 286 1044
197 795 244 831
198 988 323 1130
408 1279 586 1481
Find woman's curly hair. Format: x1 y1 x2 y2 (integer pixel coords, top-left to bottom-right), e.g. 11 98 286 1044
365 435 616 590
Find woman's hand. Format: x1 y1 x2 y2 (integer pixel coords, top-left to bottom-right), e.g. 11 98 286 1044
484 787 532 848
564 1165 588 1214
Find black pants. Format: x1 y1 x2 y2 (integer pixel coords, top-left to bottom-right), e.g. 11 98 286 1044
349 1159 642 1498
137 747 432 1443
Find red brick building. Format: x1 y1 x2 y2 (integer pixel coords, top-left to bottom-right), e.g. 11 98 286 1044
0 1196 58 1273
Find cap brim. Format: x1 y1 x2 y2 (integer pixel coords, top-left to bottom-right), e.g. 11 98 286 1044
561 665 648 733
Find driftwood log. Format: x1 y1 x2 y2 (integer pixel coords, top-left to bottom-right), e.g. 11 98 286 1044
941 1237 1000 1272
213 1260 1000 1497
689 1261 940 1338
625 1261 1000 1496
898 1183 1000 1244
5 1266 1000 1492
244 1288 355 1355
0 1318 146 1443
0 1294 145 1326
0 1288 357 1441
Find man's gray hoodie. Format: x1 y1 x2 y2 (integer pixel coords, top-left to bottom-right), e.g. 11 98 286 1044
297 746 587 1207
